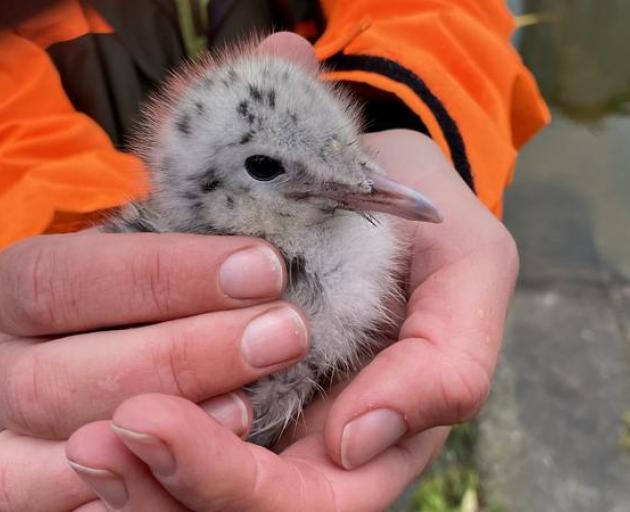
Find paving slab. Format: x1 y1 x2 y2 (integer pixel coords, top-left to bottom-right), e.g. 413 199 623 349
504 114 630 284
479 103 630 510
478 285 630 511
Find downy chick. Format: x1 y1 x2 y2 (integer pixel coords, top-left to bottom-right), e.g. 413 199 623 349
104 40 442 446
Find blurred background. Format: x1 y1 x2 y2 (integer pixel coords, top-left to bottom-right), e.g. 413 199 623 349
394 1 630 510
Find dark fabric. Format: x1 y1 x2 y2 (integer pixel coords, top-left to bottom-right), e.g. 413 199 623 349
88 0 184 83
47 0 185 147
326 53 475 192
363 99 430 135
44 1 430 154
205 0 323 47
205 0 277 47
342 82 430 135
44 0 302 146
0 0 60 27
48 35 149 148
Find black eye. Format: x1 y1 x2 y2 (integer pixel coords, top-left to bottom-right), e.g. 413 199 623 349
245 155 285 181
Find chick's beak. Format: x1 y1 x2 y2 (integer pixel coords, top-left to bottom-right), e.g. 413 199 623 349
313 173 443 223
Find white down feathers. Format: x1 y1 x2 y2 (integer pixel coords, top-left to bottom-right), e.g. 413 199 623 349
105 40 406 446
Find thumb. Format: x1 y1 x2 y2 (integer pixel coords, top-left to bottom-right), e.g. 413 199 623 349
256 31 320 73
110 394 336 511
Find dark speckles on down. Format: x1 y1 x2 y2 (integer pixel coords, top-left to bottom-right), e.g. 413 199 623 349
198 169 220 193
182 190 201 201
249 84 264 102
267 89 276 109
288 255 324 312
176 113 191 135
201 178 221 193
190 201 204 212
237 101 256 124
237 100 249 117
289 255 307 281
240 131 254 144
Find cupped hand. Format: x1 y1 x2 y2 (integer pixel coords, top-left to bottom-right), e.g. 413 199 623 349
0 231 310 511
265 32 516 471
4 31 518 511
66 392 448 511
65 128 518 512
0 33 318 512
323 129 519 469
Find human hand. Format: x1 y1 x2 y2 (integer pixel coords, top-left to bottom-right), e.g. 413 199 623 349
323 129 519 469
6 30 517 510
255 32 517 471
64 128 518 511
0 31 325 512
0 230 310 511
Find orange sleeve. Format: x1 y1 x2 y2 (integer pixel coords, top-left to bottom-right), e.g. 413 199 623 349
315 0 550 215
0 30 148 250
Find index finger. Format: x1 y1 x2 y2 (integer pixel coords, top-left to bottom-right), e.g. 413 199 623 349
0 231 285 336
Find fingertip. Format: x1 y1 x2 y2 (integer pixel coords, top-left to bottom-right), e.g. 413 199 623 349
72 501 108 512
65 421 120 467
112 394 236 447
198 392 252 438
262 239 289 293
67 413 185 511
339 409 408 470
218 243 286 300
112 394 185 435
65 423 133 510
257 32 319 73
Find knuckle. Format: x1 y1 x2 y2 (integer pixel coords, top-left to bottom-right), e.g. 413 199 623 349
2 348 62 437
148 323 203 399
440 357 491 424
126 249 174 317
484 222 520 286
2 350 37 433
0 238 67 335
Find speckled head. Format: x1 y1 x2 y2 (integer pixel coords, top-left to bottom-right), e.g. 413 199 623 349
132 42 441 236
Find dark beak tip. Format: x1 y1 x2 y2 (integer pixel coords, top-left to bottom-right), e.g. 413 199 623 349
430 209 444 224
412 201 443 224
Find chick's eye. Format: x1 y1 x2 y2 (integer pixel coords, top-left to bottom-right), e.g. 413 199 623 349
245 155 285 181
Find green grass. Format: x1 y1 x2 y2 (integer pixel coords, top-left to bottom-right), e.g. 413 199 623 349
411 468 479 512
407 423 484 512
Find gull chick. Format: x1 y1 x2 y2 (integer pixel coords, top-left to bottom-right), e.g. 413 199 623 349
105 41 442 446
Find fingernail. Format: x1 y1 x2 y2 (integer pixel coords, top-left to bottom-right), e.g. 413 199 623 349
340 409 408 469
199 393 249 437
67 461 128 510
111 425 175 477
219 246 284 299
241 307 308 368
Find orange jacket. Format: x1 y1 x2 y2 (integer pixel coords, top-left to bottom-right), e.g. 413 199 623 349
0 0 549 250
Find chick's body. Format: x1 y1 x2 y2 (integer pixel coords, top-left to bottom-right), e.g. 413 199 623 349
250 206 400 445
105 45 422 445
